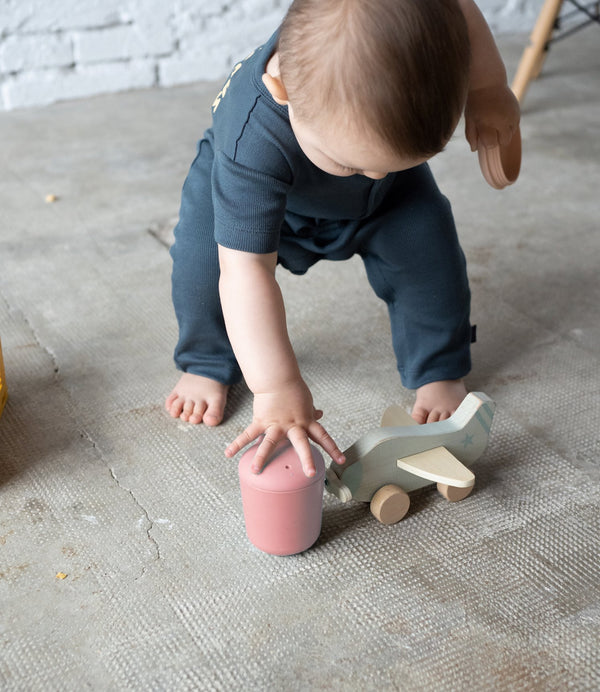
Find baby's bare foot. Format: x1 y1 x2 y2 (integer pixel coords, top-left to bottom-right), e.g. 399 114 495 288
412 379 468 424
165 373 229 426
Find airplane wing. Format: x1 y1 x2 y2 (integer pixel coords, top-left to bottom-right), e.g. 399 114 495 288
397 446 475 488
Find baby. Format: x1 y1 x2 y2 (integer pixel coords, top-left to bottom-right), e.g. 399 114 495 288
165 0 520 476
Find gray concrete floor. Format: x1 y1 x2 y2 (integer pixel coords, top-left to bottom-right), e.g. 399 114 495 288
1 32 599 690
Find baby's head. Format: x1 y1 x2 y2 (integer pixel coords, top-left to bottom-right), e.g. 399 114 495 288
272 0 470 176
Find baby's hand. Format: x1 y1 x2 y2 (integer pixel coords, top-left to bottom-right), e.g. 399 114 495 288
224 379 345 477
464 84 520 152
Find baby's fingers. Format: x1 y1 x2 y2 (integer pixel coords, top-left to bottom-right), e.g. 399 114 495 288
225 424 262 458
251 431 285 473
308 422 346 465
477 125 499 150
465 118 479 152
498 123 516 147
287 426 317 478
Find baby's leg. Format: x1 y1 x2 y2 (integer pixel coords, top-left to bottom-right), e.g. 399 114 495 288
412 379 468 424
165 373 229 426
359 164 472 414
167 139 242 424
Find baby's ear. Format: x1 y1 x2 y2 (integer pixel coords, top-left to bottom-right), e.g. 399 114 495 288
262 73 289 106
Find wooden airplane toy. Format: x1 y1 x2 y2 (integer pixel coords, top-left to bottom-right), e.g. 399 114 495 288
325 392 495 524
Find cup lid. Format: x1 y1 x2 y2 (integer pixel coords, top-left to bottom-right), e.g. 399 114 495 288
239 440 325 493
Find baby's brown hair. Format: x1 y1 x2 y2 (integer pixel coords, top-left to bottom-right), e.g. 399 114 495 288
278 0 470 159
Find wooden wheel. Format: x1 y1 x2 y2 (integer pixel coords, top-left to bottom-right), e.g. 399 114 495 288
437 483 474 502
370 485 410 525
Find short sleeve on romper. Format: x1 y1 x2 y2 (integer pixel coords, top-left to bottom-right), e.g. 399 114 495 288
212 150 291 254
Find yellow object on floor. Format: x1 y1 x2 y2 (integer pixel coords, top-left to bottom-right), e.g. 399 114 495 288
0 338 7 417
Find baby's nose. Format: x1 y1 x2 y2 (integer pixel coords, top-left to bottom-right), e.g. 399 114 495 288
362 170 387 180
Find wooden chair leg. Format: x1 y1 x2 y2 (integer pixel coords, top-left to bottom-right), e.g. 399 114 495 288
511 0 564 102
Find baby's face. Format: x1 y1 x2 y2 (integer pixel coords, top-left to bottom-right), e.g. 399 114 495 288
288 106 427 179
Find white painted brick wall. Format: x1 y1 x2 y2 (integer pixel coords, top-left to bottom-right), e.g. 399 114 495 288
0 0 541 111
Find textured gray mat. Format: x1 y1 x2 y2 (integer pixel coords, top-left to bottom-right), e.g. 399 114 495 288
1 34 599 690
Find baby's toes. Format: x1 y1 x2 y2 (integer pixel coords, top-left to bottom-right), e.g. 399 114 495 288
167 394 185 418
411 407 428 425
203 398 226 427
180 399 195 422
165 392 176 411
189 401 208 425
427 410 442 423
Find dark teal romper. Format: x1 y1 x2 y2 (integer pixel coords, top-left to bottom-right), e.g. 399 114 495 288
170 32 472 389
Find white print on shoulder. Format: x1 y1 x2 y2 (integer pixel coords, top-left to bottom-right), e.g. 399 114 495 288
212 48 258 113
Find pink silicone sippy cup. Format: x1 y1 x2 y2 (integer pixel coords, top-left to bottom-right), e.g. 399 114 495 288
238 440 325 556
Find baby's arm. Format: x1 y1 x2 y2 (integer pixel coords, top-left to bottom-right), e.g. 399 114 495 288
218 245 345 476
458 0 520 151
